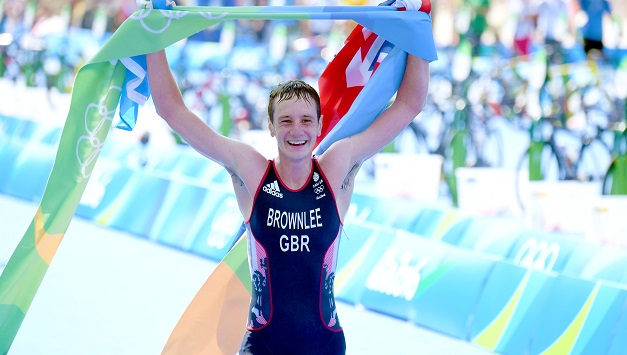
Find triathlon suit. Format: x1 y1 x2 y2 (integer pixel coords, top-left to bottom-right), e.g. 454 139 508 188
239 158 345 355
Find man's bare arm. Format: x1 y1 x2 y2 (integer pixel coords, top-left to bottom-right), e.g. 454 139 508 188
322 54 429 177
146 50 266 178
350 54 429 162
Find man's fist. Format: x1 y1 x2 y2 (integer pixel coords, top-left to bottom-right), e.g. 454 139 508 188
397 0 431 13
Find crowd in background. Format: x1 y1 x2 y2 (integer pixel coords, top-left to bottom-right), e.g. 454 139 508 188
0 0 626 131
0 0 626 202
1 0 626 59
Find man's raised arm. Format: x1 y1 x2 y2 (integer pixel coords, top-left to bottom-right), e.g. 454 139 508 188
332 53 430 165
146 50 258 171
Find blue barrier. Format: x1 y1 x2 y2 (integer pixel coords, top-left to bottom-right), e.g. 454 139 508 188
188 192 244 260
359 231 452 321
5 114 627 354
557 239 627 284
148 181 212 248
0 140 24 193
103 171 172 237
608 305 627 355
530 278 627 354
0 115 60 145
449 216 524 258
0 115 39 141
506 231 581 273
407 207 446 237
178 189 233 252
34 124 62 145
98 135 136 162
335 222 380 304
387 199 429 231
147 146 229 183
75 163 132 219
1 142 55 202
561 242 604 279
438 217 473 245
409 247 495 339
576 247 627 284
171 152 212 179
580 283 627 355
470 262 557 354
334 225 396 305
149 147 182 173
347 193 425 228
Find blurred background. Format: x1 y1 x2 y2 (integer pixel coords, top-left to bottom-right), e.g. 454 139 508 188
1 0 627 354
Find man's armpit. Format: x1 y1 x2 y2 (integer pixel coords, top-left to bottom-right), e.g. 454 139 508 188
341 163 361 191
226 167 245 187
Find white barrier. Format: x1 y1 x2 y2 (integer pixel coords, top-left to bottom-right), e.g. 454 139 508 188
586 196 627 248
456 167 523 217
523 181 601 233
373 153 443 202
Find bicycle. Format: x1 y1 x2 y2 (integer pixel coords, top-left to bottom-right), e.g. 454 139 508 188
601 100 627 195
514 60 618 210
392 41 512 205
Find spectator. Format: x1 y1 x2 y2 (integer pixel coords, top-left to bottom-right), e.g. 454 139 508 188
513 0 539 56
536 0 570 63
577 0 612 59
466 0 491 55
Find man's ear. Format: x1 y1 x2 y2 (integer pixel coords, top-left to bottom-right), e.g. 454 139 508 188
268 117 275 137
317 115 323 137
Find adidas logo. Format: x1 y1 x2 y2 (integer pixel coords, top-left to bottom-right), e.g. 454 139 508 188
263 180 283 198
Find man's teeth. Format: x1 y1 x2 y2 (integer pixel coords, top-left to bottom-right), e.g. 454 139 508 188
289 140 306 145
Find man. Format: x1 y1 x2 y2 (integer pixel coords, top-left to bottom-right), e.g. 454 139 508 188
513 0 539 57
536 0 570 64
577 0 612 59
147 16 429 355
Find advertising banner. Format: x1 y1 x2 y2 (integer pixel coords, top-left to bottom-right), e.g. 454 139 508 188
449 216 524 258
409 247 496 339
471 262 557 354
334 224 395 305
529 277 627 354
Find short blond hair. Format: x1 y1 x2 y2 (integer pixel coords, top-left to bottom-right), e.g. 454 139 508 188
268 80 321 122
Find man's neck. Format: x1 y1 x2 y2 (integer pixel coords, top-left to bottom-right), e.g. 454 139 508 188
274 156 313 190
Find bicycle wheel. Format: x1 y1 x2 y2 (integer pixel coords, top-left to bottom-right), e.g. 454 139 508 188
577 137 612 182
472 123 505 168
515 141 564 210
443 128 470 206
602 156 627 195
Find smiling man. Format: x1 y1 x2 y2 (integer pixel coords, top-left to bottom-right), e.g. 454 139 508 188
147 20 429 355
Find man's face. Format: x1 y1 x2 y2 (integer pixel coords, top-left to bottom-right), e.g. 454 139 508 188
268 97 322 161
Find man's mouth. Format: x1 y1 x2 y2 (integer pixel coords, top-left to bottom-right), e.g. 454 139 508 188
288 140 307 146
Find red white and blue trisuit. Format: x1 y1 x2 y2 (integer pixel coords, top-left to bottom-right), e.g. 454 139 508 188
239 158 345 354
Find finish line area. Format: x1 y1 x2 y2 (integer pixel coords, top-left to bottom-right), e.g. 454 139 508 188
0 194 493 355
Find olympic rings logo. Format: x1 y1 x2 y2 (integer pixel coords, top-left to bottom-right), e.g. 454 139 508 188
513 238 560 272
315 186 324 194
130 8 188 34
77 85 122 179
